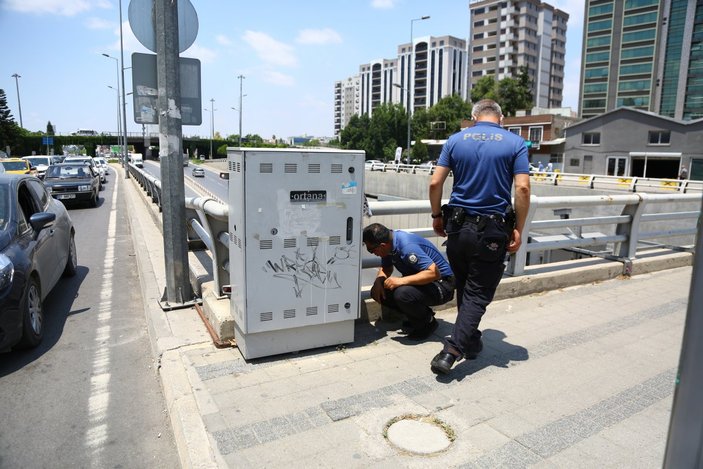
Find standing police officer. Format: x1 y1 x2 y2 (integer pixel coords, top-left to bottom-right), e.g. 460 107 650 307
428 99 531 374
363 223 455 340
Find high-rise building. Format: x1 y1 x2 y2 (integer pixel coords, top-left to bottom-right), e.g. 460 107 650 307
579 0 703 121
334 76 361 137
468 0 569 108
334 35 467 136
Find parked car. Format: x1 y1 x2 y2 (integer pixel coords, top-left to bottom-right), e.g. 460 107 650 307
22 156 57 180
191 166 205 177
63 156 105 185
0 174 77 351
43 163 101 208
1 158 36 176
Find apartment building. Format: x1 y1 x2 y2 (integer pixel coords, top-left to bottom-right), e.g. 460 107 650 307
580 0 703 121
468 0 569 108
334 35 467 136
334 76 361 137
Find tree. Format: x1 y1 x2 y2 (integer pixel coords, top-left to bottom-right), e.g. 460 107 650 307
425 94 473 139
46 121 55 135
469 67 533 116
0 89 22 153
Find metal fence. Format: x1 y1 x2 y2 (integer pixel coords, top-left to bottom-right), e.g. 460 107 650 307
127 163 701 297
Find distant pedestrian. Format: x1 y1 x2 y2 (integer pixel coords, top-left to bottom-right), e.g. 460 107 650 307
538 161 544 172
428 99 531 374
679 167 688 180
363 223 455 341
546 162 553 173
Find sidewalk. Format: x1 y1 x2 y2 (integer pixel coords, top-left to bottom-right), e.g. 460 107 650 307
124 174 690 468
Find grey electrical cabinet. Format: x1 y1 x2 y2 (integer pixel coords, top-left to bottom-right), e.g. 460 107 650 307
227 148 365 359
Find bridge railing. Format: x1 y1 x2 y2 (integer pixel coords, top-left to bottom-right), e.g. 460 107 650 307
126 163 701 297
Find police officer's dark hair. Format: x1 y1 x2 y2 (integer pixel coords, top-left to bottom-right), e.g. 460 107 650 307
363 223 391 245
471 99 503 120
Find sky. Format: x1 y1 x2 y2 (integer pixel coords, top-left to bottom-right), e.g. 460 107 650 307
0 0 585 141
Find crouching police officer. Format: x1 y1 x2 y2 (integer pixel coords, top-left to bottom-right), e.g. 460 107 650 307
428 99 531 374
363 223 455 340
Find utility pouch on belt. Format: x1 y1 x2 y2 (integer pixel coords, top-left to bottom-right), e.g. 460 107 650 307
505 206 516 233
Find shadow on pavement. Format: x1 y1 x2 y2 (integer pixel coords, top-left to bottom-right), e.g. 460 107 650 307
434 328 529 383
0 266 90 378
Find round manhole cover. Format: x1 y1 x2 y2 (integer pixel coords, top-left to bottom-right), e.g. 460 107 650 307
385 415 454 454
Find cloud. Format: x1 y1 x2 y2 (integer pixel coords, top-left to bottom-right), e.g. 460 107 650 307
296 28 342 45
371 0 396 9
216 35 233 46
4 0 110 16
182 44 217 64
85 17 113 30
243 30 298 67
263 71 295 87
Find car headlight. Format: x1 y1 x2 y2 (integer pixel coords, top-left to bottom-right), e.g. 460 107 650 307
78 185 90 191
0 254 14 291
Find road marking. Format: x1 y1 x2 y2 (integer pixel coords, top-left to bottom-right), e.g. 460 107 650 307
85 174 119 467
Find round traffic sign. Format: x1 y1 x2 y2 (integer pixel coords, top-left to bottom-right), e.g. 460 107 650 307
128 0 198 54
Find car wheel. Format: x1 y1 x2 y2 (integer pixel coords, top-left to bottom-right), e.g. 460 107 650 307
90 191 98 208
63 232 78 277
17 276 43 349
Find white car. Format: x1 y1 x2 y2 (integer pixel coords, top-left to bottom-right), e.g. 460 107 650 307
94 157 110 175
64 156 105 184
365 159 384 171
22 155 58 180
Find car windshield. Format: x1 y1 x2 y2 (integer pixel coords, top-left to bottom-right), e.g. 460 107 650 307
24 157 50 166
0 185 8 231
1 161 28 171
46 165 90 178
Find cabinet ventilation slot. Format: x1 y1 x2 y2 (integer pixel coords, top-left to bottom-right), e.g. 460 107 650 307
284 163 297 173
306 307 318 316
307 237 319 247
260 312 273 322
328 304 339 313
329 236 341 245
308 164 321 173
260 240 273 249
331 164 343 173
283 309 296 319
260 163 273 173
283 238 296 248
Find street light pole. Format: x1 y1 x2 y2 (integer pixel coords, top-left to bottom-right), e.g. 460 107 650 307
11 73 23 128
237 75 245 147
107 85 122 145
103 54 122 150
205 99 215 158
407 15 430 164
118 0 129 178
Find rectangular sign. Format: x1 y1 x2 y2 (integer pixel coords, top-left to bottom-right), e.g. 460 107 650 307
131 52 202 126
289 190 327 203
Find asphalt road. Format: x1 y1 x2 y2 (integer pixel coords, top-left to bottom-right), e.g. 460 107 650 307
0 169 179 468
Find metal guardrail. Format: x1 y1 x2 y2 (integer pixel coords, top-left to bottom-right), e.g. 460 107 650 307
127 163 701 296
368 164 703 194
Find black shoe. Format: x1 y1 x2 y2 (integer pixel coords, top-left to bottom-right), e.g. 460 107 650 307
430 352 457 374
406 318 438 341
466 338 483 360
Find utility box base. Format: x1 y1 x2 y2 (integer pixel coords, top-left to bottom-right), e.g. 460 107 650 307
234 320 355 359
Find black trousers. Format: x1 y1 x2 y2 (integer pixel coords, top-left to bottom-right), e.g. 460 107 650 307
381 277 454 329
444 214 508 357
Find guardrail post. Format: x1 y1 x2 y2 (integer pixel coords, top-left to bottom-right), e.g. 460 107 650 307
507 194 538 276
616 193 647 258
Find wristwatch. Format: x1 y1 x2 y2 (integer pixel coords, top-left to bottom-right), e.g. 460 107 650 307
431 212 442 219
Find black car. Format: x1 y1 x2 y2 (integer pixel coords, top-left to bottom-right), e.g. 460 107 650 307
43 163 100 207
0 174 77 351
